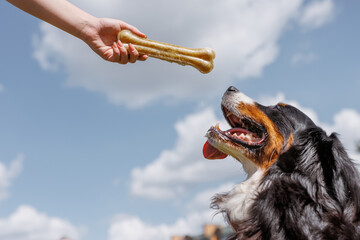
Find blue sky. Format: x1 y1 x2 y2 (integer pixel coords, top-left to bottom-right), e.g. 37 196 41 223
1 0 360 239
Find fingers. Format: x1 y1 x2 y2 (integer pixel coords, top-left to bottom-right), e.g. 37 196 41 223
128 43 139 63
138 54 148 61
112 41 147 64
116 41 128 64
112 42 121 60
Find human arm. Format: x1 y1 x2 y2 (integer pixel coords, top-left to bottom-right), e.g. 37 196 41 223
7 0 148 64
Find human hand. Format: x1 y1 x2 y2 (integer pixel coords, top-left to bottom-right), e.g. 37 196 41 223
81 18 148 64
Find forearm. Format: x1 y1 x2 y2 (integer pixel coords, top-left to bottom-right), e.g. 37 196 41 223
7 0 97 40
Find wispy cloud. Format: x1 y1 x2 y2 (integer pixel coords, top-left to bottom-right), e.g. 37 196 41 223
299 0 335 30
0 154 24 200
291 51 318 66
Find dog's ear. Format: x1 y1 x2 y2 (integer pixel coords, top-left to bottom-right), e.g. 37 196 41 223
329 133 360 213
317 132 338 199
276 128 327 173
277 129 352 196
297 130 357 201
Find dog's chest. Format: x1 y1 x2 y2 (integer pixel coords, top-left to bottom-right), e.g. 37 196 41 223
216 170 263 222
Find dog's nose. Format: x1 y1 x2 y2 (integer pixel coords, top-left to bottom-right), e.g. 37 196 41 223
226 86 239 93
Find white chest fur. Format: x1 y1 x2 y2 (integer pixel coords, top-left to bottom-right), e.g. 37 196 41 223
216 169 264 222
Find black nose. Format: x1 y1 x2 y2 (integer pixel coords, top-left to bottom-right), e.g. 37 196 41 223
226 86 239 93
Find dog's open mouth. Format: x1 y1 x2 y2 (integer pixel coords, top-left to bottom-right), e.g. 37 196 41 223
203 106 266 160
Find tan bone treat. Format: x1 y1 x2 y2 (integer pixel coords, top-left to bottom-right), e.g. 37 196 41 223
117 30 215 74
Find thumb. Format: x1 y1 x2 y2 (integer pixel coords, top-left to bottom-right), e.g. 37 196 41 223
121 23 147 38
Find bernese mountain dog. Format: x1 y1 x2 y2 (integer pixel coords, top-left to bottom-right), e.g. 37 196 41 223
203 86 360 240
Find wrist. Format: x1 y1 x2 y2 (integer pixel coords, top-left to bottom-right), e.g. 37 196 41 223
77 15 99 43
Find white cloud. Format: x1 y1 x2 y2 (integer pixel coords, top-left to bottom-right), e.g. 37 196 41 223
0 205 85 240
30 0 336 108
299 0 335 29
109 184 230 240
0 154 24 200
322 109 360 156
108 212 217 240
130 108 241 199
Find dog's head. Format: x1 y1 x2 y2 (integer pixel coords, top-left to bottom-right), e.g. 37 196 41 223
203 86 316 174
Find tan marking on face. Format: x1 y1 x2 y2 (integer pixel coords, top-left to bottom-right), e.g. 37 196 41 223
237 103 285 169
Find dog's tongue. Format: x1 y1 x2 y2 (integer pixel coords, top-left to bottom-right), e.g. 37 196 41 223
203 141 228 159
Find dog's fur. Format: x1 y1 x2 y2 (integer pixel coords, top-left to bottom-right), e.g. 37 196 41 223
203 86 360 240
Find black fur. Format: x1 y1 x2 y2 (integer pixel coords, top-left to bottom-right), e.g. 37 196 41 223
234 129 360 240
213 91 360 240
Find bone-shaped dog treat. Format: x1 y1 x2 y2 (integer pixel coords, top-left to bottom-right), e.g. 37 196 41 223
117 30 215 74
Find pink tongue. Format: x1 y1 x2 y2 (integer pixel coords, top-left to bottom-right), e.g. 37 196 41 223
203 141 228 159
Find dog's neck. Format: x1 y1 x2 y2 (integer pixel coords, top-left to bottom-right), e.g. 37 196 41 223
215 168 264 223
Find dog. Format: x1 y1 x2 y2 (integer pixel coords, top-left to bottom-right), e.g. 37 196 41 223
203 86 360 240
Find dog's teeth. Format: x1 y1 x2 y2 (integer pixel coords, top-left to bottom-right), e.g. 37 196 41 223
244 134 251 140
248 134 256 141
226 112 232 117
